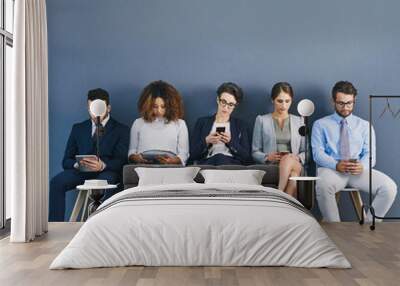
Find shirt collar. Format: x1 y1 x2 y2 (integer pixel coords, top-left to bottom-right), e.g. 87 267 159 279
332 112 354 124
92 114 110 127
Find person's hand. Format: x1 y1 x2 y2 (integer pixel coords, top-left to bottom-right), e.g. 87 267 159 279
265 152 281 162
80 157 104 172
336 160 361 174
336 160 349 173
219 132 231 144
347 162 363 175
205 132 222 145
157 156 182 165
129 153 149 164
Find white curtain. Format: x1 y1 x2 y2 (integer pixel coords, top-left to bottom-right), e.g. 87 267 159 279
7 0 49 242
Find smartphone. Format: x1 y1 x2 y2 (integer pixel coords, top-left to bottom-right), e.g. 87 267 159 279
348 158 358 163
216 126 226 134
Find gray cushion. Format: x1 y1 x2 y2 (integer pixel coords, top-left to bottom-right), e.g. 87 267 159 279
123 164 279 189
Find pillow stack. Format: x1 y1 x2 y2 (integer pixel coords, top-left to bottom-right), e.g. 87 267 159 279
135 167 266 186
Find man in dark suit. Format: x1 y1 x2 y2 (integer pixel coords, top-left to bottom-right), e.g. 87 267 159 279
49 88 129 221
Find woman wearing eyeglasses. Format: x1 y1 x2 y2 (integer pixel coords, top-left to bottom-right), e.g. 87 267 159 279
252 82 305 197
189 82 251 165
128 80 189 165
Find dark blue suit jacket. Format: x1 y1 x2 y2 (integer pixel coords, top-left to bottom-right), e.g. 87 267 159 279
189 115 252 164
62 117 130 173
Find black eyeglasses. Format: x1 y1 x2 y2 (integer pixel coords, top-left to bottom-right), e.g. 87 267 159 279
335 101 354 108
219 98 237 109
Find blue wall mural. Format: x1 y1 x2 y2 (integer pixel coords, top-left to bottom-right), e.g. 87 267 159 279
47 0 400 220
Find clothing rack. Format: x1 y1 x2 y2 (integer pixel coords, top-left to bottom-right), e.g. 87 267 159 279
361 95 400 230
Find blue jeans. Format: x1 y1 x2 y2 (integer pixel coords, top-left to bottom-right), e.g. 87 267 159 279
49 169 121 221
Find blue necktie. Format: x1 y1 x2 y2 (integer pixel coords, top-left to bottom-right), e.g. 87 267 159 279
340 119 350 160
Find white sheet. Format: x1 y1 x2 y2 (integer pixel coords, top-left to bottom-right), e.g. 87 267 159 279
50 183 351 269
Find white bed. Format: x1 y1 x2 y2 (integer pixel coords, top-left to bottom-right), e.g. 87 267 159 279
50 183 351 269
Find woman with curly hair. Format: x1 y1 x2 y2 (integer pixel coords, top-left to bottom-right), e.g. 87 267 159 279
128 80 189 165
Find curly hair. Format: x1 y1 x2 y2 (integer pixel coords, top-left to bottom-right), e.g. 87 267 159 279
138 80 184 122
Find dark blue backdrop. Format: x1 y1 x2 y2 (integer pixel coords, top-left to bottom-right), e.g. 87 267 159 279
47 0 400 220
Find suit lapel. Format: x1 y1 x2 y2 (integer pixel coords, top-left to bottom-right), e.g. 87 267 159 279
267 114 277 151
230 117 239 141
82 120 94 150
204 116 215 136
99 117 116 145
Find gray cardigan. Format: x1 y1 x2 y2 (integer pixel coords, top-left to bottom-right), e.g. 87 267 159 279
252 113 305 164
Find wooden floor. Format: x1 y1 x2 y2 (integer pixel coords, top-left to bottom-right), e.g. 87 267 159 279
0 223 399 286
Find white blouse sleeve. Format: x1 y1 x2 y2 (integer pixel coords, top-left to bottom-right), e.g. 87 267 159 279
128 119 141 158
176 120 190 165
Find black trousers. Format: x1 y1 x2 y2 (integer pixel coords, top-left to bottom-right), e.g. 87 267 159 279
197 154 242 166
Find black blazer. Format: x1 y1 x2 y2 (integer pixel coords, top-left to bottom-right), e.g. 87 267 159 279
189 115 252 164
62 117 130 173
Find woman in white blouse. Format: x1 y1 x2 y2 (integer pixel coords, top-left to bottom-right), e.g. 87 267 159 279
128 80 189 165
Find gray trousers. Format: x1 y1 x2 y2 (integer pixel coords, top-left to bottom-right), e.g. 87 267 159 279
316 167 397 222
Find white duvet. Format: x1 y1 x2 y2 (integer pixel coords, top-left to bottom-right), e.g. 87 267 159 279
50 183 351 269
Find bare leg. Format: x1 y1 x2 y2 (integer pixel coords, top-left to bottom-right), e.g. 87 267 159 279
278 155 293 191
278 155 302 197
285 170 300 197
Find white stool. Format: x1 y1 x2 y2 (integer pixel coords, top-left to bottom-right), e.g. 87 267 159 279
69 184 118 222
335 188 367 221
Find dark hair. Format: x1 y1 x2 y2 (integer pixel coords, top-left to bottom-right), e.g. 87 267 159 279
270 82 293 100
87 88 110 105
138 80 184 122
216 82 243 104
332 81 357 100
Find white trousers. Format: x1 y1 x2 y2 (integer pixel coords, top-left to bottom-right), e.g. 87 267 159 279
316 167 397 222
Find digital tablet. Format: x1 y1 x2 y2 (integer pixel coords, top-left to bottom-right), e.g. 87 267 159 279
141 150 176 163
76 155 98 172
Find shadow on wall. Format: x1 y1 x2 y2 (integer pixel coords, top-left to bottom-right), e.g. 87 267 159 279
103 84 141 128
297 84 332 121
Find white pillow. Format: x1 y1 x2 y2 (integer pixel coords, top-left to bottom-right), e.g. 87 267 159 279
200 169 266 185
136 167 201 186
